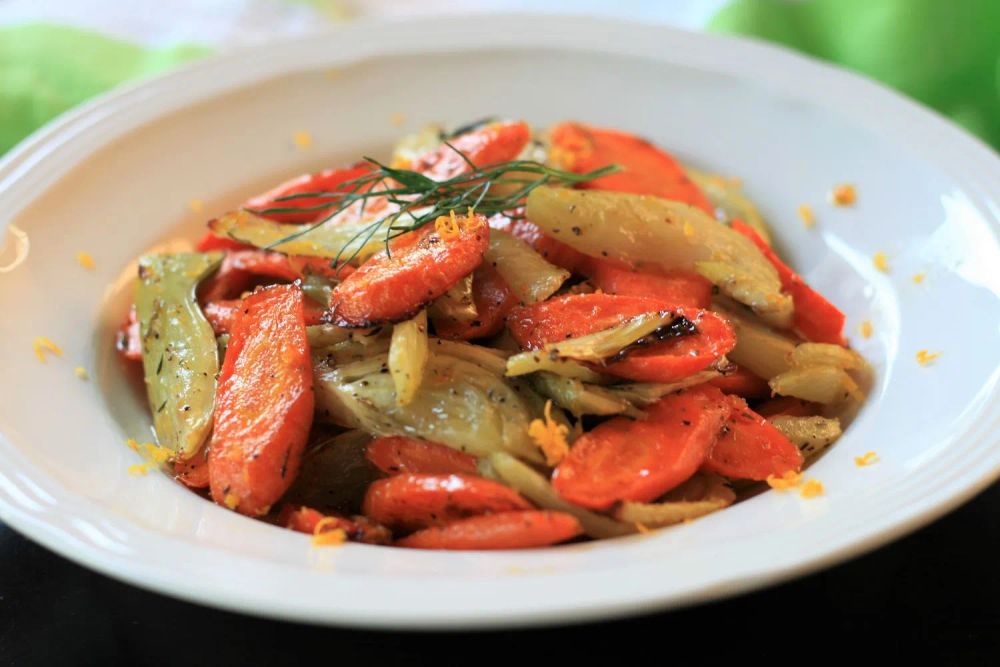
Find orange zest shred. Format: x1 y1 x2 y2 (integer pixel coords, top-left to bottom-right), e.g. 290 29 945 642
873 252 890 273
797 204 816 228
435 210 462 240
912 272 926 284
311 517 348 547
32 336 63 363
223 493 240 510
528 399 570 466
76 251 95 270
293 130 313 150
829 184 857 206
916 349 942 366
188 199 204 214
859 320 873 339
799 479 824 498
766 470 802 490
74 366 89 380
127 464 149 476
854 451 880 467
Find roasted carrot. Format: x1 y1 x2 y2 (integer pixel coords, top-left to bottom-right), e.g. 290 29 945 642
329 213 490 327
550 122 714 214
361 473 532 532
173 445 210 489
412 120 531 182
506 293 736 383
580 257 713 308
708 365 772 399
432 263 518 340
203 296 328 335
243 162 374 224
702 395 803 480
278 504 392 545
730 219 846 345
365 436 479 476
553 386 730 509
488 213 590 273
115 304 142 362
200 250 300 303
195 231 253 253
208 284 315 516
396 510 582 550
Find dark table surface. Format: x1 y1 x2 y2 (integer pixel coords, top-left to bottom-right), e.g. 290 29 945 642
3 481 999 665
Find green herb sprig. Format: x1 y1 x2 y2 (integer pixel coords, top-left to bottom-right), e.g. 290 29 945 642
245 141 619 267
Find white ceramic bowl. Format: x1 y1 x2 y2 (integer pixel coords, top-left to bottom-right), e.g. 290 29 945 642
1 15 998 629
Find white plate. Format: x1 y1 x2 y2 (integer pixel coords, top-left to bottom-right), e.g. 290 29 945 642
1 15 998 629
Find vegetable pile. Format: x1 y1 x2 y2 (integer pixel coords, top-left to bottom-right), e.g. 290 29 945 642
117 119 868 550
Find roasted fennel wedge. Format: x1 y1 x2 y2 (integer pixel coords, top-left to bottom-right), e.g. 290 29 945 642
525 186 792 328
208 209 390 260
313 352 546 463
135 252 222 458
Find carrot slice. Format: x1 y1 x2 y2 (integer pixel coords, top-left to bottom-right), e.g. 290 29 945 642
174 445 209 489
203 296 328 335
278 504 392 545
412 121 531 182
708 365 772 399
507 293 735 383
396 510 582 550
432 263 518 340
115 304 142 362
208 284 315 516
488 213 590 273
550 122 714 214
553 386 730 510
243 162 374 224
580 257 713 308
195 231 253 253
199 250 352 304
702 395 803 480
362 473 532 532
329 214 490 327
730 219 846 345
365 436 478 476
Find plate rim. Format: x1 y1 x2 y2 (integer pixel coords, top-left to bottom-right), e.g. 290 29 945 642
1 13 999 629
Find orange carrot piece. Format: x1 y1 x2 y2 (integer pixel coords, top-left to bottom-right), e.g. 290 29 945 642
553 386 730 510
412 121 531 182
703 395 804 480
203 296 327 335
550 122 714 213
365 436 479 476
731 219 846 345
209 284 315 516
432 263 518 340
507 293 735 383
243 162 374 224
396 510 582 550
580 257 713 308
278 504 392 545
329 214 489 327
195 231 253 253
708 366 772 399
361 473 532 532
174 445 210 489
